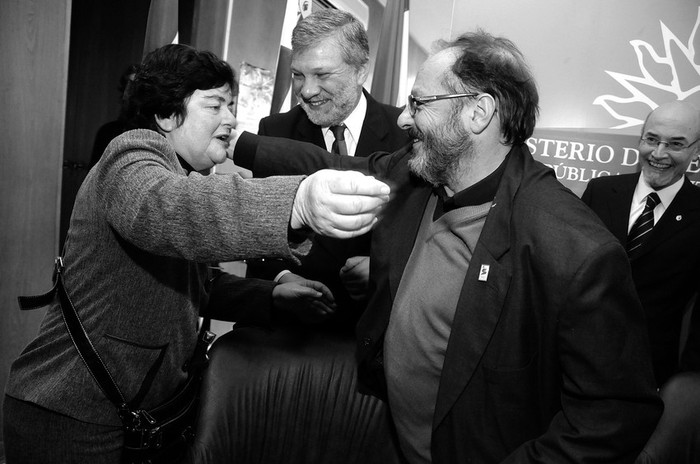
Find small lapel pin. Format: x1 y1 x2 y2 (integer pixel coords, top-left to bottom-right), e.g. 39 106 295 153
676 215 682 221
478 264 490 282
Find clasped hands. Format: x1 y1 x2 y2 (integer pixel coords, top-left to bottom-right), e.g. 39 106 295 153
272 273 336 324
274 255 371 324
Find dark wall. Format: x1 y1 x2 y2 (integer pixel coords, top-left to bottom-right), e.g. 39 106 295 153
60 0 152 246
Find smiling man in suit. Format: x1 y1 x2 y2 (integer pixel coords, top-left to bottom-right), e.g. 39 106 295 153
233 30 662 463
248 8 410 328
582 100 700 464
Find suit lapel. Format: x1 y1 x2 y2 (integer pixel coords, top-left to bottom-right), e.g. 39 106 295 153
433 244 511 428
293 110 326 148
356 92 391 156
293 91 392 154
604 173 638 244
387 179 433 300
432 148 526 429
634 177 700 260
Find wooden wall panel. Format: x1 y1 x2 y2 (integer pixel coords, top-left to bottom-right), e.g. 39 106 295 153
0 0 72 436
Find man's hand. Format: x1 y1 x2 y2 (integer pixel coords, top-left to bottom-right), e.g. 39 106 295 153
290 170 390 239
272 274 337 324
339 255 370 301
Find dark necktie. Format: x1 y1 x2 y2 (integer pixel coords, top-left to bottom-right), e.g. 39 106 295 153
330 124 348 156
627 192 660 256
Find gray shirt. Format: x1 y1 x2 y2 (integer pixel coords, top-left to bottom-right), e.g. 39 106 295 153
384 193 491 463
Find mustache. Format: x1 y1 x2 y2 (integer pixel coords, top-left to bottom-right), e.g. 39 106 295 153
300 95 328 105
408 127 423 140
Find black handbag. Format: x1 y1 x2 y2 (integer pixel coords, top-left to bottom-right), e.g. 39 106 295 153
18 257 216 464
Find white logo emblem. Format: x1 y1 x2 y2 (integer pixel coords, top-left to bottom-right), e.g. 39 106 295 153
478 264 490 282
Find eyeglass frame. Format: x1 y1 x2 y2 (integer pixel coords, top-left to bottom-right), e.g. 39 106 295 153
407 93 479 116
639 135 700 153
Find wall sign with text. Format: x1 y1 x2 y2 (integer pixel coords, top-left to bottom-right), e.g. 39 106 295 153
529 128 700 197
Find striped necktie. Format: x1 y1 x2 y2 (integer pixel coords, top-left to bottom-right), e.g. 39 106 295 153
330 124 348 156
627 192 660 256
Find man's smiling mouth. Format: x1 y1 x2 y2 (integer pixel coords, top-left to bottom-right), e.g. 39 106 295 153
647 158 671 170
305 99 329 108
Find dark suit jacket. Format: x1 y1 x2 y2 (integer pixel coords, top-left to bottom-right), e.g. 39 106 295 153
249 90 410 329
235 133 662 463
258 89 409 158
582 173 700 386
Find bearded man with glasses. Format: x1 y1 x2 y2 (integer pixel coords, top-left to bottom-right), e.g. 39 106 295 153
232 30 662 463
583 100 700 464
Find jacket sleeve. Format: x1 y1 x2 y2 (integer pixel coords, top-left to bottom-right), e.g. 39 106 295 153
98 131 309 263
680 292 700 372
233 131 396 178
257 117 269 136
504 241 662 463
203 273 277 326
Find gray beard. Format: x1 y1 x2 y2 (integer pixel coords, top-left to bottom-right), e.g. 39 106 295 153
299 90 359 128
408 123 473 188
304 105 343 127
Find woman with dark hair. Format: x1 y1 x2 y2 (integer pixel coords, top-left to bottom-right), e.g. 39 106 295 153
2 44 389 463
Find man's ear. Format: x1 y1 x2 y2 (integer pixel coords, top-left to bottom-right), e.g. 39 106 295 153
356 62 370 86
468 94 497 135
155 113 177 133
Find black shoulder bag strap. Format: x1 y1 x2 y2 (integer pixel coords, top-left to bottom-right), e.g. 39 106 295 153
19 257 130 411
18 256 212 424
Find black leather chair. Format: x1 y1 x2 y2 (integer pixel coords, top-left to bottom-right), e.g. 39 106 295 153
188 324 401 464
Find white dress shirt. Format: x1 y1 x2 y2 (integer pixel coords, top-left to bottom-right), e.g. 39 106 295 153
322 92 367 157
628 174 684 233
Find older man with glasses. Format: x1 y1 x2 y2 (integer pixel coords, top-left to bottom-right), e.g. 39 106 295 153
232 29 663 463
583 100 700 464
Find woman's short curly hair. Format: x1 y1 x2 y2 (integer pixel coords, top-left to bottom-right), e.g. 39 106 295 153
125 44 237 131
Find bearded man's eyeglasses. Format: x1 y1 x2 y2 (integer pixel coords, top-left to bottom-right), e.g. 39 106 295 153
407 93 478 117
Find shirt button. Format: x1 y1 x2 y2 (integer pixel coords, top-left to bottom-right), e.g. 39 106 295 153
361 337 372 347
